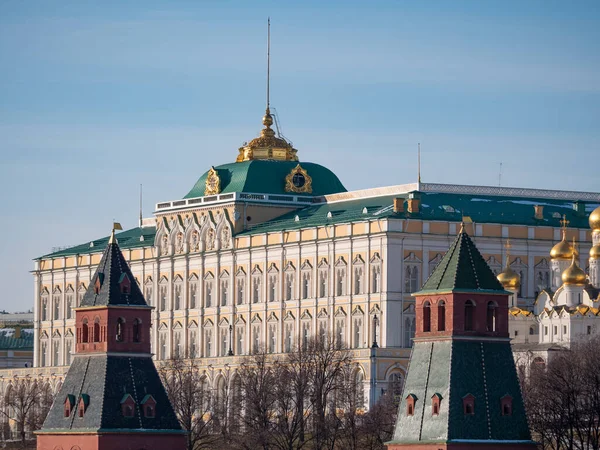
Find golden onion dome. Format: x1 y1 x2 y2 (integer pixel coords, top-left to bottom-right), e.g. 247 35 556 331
590 205 600 232
590 243 600 260
550 233 576 260
497 266 521 290
561 256 587 286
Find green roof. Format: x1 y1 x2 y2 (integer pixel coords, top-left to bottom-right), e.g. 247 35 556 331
0 333 34 350
240 191 598 236
390 340 533 445
418 229 508 295
184 160 347 198
239 194 399 235
38 189 598 259
38 227 155 259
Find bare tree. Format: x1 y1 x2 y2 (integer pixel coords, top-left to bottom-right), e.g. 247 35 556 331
236 350 278 450
0 376 51 448
159 356 219 450
305 335 353 450
523 336 600 450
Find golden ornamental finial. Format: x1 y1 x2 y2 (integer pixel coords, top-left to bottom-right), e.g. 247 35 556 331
108 222 123 244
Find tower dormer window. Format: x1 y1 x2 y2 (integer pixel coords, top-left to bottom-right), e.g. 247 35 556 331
463 394 475 415
119 273 131 294
406 394 417 416
121 394 136 418
94 273 104 294
78 394 90 417
431 393 442 416
500 395 513 416
64 394 75 417
141 394 156 418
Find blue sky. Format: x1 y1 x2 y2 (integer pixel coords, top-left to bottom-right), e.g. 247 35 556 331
1 1 599 311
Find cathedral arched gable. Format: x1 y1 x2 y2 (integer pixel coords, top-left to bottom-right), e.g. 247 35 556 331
215 210 234 250
200 212 217 252
383 363 406 380
184 213 202 252
155 218 170 256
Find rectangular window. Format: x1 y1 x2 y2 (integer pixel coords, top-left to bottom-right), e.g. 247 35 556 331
553 326 557 335
588 326 592 335
544 326 548 336
563 325 567 334
514 330 518 337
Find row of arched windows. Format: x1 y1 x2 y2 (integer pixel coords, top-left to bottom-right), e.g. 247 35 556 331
79 317 142 344
421 299 498 333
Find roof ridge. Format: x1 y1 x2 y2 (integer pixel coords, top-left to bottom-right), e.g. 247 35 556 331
465 235 481 289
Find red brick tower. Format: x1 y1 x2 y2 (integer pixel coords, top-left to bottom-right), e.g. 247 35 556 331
37 229 186 450
387 227 536 450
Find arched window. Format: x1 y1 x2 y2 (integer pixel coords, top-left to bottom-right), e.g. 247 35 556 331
93 318 101 342
464 300 475 331
486 301 497 332
423 301 431 332
82 319 89 343
133 319 141 343
116 318 125 342
437 300 446 331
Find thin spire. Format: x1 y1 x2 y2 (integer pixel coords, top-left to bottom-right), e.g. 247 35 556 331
267 17 270 111
418 143 421 184
139 184 143 227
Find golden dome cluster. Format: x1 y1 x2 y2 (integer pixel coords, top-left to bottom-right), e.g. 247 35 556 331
497 266 521 290
561 256 587 286
550 233 578 260
590 205 600 232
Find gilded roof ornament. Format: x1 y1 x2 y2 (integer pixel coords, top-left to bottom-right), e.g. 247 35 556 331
285 164 312 194
204 167 221 196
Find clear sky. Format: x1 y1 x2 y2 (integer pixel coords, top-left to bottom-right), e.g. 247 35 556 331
1 1 599 312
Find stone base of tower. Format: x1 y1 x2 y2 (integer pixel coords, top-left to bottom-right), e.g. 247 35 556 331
386 442 537 450
37 431 187 450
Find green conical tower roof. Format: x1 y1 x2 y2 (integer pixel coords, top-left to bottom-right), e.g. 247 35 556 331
418 226 508 295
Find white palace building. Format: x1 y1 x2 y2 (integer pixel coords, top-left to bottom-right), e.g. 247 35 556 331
9 105 600 409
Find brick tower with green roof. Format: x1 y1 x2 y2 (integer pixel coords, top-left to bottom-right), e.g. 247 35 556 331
36 229 186 450
386 227 536 450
